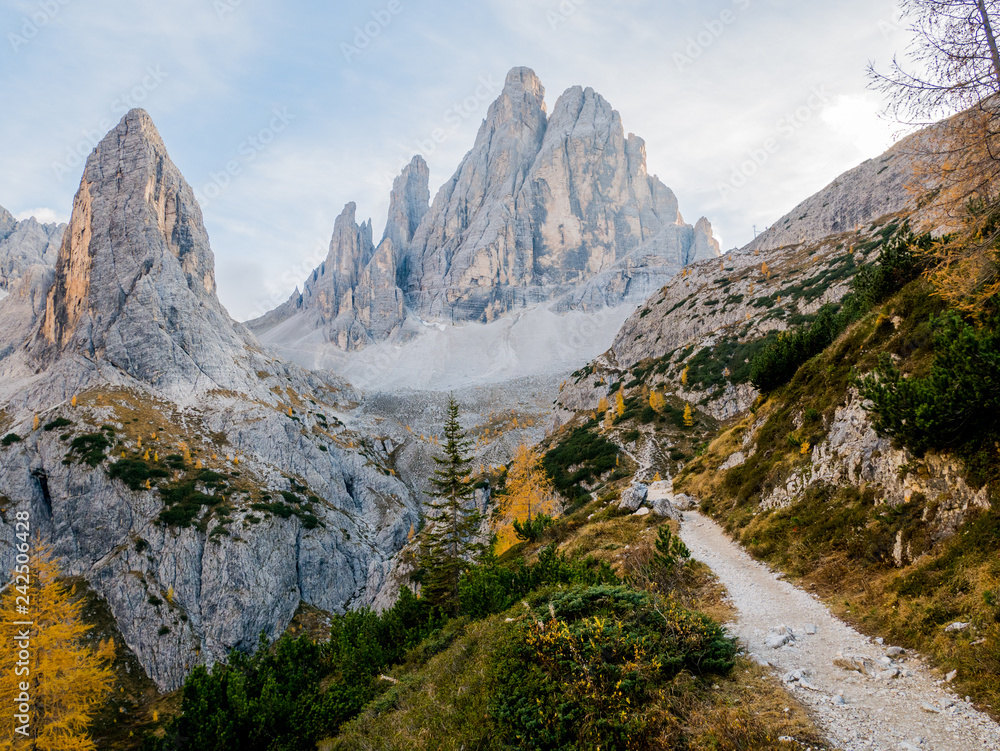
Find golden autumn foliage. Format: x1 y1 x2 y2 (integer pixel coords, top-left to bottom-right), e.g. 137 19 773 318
597 396 609 413
495 445 558 554
615 390 625 418
0 543 115 751
680 366 689 387
649 390 666 412
31 415 39 431
683 404 694 428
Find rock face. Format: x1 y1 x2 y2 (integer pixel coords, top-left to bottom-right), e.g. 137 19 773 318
744 122 952 255
250 159 425 351
250 67 719 351
0 110 419 691
0 206 63 360
26 111 265 398
0 205 62 297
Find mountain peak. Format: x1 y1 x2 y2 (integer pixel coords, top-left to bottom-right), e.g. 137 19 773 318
503 66 544 98
31 110 253 395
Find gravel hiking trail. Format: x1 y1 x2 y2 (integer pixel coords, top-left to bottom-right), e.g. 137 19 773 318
679 510 1000 751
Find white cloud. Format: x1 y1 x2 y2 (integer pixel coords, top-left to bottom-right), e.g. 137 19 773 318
821 94 900 159
14 207 67 225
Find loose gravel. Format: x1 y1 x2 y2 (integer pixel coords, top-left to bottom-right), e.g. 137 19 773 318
680 510 1000 751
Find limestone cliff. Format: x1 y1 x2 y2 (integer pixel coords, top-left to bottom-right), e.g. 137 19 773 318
251 67 719 353
0 111 420 691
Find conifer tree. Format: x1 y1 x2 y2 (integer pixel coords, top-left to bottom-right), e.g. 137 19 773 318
683 404 694 428
615 389 626 418
419 397 485 613
0 542 115 751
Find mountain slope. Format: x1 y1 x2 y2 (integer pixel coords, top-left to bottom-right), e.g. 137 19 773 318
0 110 419 691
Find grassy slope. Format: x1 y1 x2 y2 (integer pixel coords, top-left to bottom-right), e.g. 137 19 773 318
673 278 1000 715
328 512 825 751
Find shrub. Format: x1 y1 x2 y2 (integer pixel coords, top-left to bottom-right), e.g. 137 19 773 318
107 459 169 491
43 417 72 432
652 525 691 570
489 585 736 750
1 433 21 447
542 426 619 503
858 311 1000 468
512 513 553 542
750 227 928 393
67 432 112 467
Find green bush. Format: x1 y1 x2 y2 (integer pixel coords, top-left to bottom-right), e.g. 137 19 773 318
107 459 169 491
43 417 72 432
459 545 618 620
1 433 21 447
512 513 553 542
67 432 112 467
489 586 736 750
750 228 928 394
150 635 368 751
542 426 619 503
858 311 1000 472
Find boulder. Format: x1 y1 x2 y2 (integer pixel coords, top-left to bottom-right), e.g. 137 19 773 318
618 482 648 512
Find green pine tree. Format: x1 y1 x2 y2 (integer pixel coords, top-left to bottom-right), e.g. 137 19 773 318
419 397 485 613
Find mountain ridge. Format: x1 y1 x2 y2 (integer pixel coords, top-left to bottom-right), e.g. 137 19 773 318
248 66 720 360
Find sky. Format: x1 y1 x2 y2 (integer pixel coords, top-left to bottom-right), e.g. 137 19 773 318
0 0 918 321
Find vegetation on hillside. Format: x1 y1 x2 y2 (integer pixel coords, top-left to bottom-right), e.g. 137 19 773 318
131 397 825 751
674 218 1000 712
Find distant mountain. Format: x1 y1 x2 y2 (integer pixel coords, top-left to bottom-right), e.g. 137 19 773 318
0 206 63 358
249 67 719 355
0 110 418 690
0 205 62 297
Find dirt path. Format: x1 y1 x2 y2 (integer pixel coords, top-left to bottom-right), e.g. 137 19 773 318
679 510 1000 751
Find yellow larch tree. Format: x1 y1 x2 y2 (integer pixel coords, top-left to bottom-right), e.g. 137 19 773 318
495 445 558 554
683 404 694 428
680 366 689 387
615 389 625 418
649 390 666 412
597 395 609 413
0 542 115 751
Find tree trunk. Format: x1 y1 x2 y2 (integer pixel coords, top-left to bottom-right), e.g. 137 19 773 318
977 0 1000 89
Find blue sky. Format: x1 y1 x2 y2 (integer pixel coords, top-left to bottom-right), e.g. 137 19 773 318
0 0 915 320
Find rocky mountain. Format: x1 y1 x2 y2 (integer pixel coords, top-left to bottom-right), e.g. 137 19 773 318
0 206 63 360
250 67 719 356
0 110 419 690
0 204 62 299
745 121 951 255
